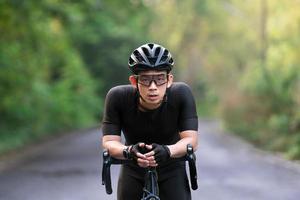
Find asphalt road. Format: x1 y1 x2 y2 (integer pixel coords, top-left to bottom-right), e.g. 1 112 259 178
0 120 300 200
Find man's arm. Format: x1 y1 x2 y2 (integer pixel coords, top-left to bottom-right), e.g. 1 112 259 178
144 130 198 165
167 83 198 158
102 135 125 159
102 135 153 167
167 130 198 158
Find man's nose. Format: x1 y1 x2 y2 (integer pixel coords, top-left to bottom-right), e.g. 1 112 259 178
149 80 158 89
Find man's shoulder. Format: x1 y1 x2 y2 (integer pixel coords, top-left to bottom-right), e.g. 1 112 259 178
169 82 191 92
107 85 135 96
168 82 194 103
105 85 136 103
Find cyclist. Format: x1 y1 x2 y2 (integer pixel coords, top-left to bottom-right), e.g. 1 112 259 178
102 43 198 200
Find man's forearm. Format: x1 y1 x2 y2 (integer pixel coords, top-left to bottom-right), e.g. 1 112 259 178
167 131 198 158
102 135 128 159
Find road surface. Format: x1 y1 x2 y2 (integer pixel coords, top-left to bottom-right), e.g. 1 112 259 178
0 120 300 200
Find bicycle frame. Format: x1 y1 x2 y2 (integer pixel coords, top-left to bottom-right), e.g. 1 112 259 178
101 144 198 200
142 168 160 200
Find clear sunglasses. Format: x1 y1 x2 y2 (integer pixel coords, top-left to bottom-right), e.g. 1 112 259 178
135 74 168 87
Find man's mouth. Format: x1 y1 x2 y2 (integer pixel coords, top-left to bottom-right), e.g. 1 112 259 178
147 94 159 100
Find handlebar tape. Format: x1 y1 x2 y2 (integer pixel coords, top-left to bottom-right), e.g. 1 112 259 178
186 144 198 190
102 150 113 194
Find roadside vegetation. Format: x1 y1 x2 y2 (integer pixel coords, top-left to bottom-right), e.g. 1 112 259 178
0 1 151 153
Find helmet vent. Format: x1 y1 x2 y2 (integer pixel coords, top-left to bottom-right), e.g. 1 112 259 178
134 50 145 62
149 57 156 65
160 55 167 62
129 57 135 65
163 50 169 56
154 47 161 56
148 43 154 49
142 47 150 57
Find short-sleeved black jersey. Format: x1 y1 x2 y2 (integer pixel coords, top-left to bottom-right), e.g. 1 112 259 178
102 82 198 146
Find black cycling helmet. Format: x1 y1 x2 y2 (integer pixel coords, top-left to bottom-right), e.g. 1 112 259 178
128 43 174 74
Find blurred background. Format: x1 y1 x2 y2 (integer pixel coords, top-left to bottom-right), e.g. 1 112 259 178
0 0 299 160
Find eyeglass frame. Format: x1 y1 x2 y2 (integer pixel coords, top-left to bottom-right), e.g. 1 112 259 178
134 73 169 87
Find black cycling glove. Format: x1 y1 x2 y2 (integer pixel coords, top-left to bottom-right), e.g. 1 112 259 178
152 143 171 164
129 143 149 160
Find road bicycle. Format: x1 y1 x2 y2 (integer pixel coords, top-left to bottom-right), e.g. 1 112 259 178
102 144 198 200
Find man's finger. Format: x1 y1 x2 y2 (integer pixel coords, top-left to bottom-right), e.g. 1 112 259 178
149 162 158 167
138 143 145 147
144 150 155 157
136 152 147 159
137 158 149 167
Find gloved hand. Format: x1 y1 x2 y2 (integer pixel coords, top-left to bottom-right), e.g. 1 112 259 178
129 142 149 160
151 143 171 164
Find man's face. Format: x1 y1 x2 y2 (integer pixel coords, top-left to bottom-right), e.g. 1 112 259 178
132 70 173 109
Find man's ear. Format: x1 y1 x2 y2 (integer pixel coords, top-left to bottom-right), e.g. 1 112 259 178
167 74 173 88
129 75 137 88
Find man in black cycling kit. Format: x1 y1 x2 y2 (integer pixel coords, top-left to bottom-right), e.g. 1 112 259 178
102 43 198 200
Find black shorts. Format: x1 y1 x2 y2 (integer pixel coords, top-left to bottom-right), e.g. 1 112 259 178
117 162 191 200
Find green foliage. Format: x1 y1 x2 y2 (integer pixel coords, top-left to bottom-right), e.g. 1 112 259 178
0 0 151 154
67 1 152 95
216 0 300 159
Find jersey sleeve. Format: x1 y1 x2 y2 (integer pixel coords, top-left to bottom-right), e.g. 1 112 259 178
102 86 122 136
176 83 198 132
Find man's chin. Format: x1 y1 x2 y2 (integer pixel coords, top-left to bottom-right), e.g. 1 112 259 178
147 98 162 104
143 100 162 109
